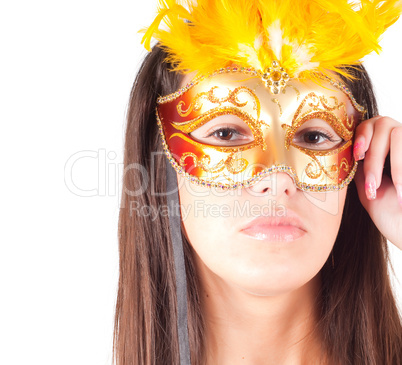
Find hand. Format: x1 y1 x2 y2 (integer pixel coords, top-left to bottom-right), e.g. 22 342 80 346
353 116 402 250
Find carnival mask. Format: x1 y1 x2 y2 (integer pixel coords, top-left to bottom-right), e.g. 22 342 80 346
157 68 365 191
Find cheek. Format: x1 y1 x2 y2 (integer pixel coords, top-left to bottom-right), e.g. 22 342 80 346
178 179 253 282
178 178 241 256
294 189 346 272
301 189 347 240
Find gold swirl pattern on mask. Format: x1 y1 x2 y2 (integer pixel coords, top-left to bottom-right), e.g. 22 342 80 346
179 151 248 175
177 99 203 117
157 67 259 104
197 155 226 173
271 98 283 116
345 114 355 130
314 95 342 111
209 87 256 111
177 85 260 118
340 157 349 172
171 107 267 151
305 160 323 180
180 152 203 167
305 157 339 181
306 94 351 131
318 74 367 115
200 152 248 174
225 152 248 174
281 84 301 100
318 95 356 132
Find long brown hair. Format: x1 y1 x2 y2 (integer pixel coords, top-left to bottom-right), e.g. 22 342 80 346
113 46 402 365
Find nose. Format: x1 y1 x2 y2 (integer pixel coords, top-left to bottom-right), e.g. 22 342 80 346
247 171 297 197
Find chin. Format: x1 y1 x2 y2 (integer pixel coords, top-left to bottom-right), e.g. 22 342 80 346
231 276 314 297
221 259 321 298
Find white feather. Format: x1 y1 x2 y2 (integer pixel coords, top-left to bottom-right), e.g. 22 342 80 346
238 43 262 70
284 40 318 75
254 34 263 51
267 20 283 59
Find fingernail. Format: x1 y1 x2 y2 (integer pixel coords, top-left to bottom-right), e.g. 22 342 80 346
365 174 377 200
396 184 402 207
353 138 365 161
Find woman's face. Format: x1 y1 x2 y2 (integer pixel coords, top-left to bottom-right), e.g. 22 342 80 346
174 73 350 297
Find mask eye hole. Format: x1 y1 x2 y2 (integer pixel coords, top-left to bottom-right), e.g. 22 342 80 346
190 115 255 147
291 119 345 151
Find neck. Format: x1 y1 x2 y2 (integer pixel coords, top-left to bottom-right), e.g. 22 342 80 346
196 260 325 365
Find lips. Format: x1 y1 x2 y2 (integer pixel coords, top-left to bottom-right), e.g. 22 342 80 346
240 213 307 242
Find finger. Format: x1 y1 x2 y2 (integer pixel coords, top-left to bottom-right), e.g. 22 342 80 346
356 162 393 210
355 167 402 249
353 116 381 161
363 117 396 199
390 126 402 207
354 162 367 206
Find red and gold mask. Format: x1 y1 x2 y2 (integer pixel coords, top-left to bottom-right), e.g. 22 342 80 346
157 67 365 191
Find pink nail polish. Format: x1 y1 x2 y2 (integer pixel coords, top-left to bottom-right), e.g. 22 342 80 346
396 185 402 207
353 141 365 161
365 175 376 200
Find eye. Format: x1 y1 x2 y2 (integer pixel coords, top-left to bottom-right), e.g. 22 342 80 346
208 127 241 141
292 119 344 151
189 115 254 146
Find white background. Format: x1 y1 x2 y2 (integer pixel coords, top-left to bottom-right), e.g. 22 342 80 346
0 1 401 364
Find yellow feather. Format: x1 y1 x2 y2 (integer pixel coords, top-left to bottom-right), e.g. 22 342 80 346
141 0 402 80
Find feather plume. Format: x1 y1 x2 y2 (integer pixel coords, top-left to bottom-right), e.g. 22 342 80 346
141 0 402 80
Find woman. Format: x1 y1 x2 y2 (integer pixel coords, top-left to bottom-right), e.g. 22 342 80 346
114 1 402 364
